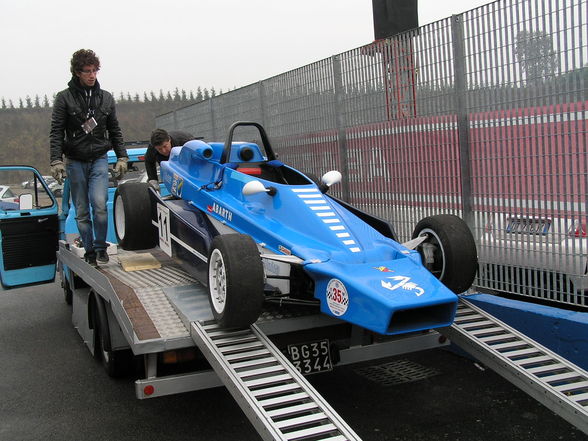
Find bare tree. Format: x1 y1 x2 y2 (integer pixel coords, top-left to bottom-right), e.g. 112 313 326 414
515 30 559 84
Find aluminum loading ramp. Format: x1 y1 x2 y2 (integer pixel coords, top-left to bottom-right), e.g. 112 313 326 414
191 321 362 441
441 298 588 434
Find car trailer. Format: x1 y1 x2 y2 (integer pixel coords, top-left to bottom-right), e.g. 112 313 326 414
58 241 588 440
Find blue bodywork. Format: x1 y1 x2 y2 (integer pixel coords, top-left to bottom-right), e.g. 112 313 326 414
0 166 59 288
159 137 458 335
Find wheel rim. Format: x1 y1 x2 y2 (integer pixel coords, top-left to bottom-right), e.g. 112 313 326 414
114 195 125 239
208 249 227 315
417 228 446 280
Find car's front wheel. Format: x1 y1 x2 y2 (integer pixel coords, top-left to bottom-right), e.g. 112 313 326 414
207 234 265 328
412 214 478 294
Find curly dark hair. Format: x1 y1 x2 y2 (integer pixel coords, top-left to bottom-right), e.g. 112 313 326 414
150 129 171 147
70 49 100 75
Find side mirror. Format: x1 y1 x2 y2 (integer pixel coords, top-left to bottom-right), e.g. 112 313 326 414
319 170 342 193
19 193 33 210
242 180 276 197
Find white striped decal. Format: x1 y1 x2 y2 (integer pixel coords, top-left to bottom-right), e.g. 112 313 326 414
293 188 361 253
303 199 327 205
310 205 331 211
297 193 324 198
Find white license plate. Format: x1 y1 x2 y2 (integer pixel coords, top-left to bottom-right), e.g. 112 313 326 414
506 217 551 235
287 339 333 375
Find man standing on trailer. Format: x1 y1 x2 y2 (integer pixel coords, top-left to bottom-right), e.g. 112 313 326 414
49 49 128 266
145 128 195 190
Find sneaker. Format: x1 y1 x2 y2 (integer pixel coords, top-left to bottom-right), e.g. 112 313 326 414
96 250 109 264
84 252 98 267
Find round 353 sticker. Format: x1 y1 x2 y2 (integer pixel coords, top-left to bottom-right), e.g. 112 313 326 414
326 279 349 316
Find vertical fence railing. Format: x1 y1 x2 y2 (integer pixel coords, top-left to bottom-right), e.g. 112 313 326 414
156 0 587 308
452 14 474 230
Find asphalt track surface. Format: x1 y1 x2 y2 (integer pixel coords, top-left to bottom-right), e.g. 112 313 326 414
1 281 586 441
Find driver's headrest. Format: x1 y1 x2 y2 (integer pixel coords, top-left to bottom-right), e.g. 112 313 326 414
228 142 266 163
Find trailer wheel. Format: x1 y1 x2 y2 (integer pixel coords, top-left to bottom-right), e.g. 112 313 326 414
63 277 72 305
98 337 133 379
412 214 478 294
93 294 133 378
114 182 157 250
207 234 265 328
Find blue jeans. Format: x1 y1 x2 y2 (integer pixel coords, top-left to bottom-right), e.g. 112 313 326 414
66 155 109 255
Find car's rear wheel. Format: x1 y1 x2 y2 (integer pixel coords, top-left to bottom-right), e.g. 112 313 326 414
114 182 157 250
412 214 478 294
207 234 265 328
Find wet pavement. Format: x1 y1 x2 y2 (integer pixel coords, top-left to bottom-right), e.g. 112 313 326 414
1 281 586 441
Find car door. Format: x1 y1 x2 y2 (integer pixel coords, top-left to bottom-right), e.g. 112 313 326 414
0 166 59 288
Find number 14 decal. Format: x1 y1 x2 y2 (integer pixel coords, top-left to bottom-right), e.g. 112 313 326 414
157 204 172 257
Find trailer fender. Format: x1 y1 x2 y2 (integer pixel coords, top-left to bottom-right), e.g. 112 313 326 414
93 293 112 352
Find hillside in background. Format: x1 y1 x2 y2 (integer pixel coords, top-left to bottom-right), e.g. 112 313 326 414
0 87 220 175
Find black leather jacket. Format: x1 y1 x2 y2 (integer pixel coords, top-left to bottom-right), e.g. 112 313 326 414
50 77 127 163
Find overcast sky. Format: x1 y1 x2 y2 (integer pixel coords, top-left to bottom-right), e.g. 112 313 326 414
0 0 491 104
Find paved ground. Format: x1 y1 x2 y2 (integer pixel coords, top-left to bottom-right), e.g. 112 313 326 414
1 280 586 441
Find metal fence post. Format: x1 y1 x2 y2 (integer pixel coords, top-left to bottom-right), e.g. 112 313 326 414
258 81 266 128
209 97 217 141
451 14 474 229
331 55 351 202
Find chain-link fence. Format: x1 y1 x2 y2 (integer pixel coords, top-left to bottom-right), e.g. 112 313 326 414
156 0 587 308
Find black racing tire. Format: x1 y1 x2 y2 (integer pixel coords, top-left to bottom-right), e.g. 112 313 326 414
114 182 157 250
207 234 265 328
411 214 478 294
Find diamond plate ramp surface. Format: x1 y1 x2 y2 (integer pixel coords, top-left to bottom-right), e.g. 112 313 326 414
104 263 198 340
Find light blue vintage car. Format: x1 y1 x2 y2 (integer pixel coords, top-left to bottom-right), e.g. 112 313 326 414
0 166 58 288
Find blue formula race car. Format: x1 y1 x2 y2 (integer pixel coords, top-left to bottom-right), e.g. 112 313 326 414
113 122 477 334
